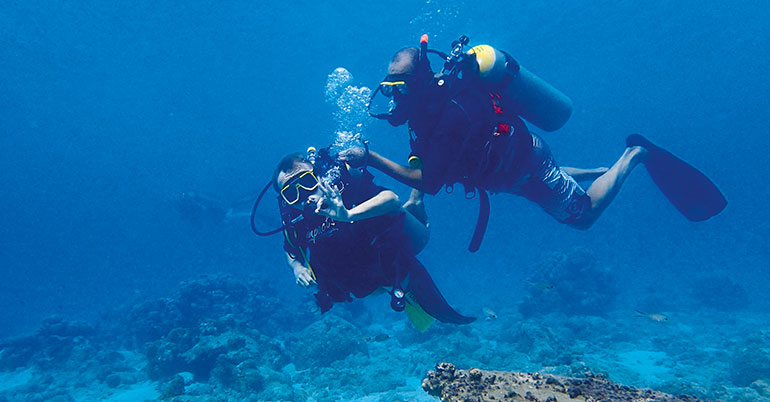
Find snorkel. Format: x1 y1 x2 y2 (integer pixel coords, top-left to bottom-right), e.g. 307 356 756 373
419 34 429 67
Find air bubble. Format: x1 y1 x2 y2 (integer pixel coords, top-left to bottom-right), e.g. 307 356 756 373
323 68 372 156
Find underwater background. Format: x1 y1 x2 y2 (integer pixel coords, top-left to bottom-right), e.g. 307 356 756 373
1 0 769 401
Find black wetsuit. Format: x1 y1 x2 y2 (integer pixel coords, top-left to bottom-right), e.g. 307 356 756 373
283 168 401 307
408 79 591 224
281 162 473 324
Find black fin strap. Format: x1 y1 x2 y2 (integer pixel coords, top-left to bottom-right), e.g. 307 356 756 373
468 189 490 252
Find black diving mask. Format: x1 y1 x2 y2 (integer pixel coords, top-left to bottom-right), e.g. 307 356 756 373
368 73 414 125
378 73 411 97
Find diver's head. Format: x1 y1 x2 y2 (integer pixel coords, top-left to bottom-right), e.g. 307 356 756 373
369 47 431 126
273 153 322 210
388 47 421 75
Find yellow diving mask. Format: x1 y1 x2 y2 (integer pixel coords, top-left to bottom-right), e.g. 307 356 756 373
280 170 319 205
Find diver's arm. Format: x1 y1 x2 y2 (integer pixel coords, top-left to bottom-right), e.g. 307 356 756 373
315 179 400 222
337 146 423 189
347 190 400 221
367 150 423 189
285 252 315 287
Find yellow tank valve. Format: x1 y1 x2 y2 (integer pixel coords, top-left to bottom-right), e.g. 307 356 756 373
467 45 508 84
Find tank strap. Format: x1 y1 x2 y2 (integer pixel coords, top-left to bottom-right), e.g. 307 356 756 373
489 92 511 138
498 51 521 89
475 92 514 178
501 116 532 174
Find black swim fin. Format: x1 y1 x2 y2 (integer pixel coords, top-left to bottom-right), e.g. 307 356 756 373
626 134 727 221
403 257 476 325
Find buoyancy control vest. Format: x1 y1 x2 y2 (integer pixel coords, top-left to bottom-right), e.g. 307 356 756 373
407 35 573 251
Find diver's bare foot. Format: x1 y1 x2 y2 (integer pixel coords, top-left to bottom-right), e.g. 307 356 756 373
626 145 649 165
580 145 649 229
402 188 424 209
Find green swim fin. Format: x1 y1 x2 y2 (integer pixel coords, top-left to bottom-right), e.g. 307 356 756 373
405 292 436 332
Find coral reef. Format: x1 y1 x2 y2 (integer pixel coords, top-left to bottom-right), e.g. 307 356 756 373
0 275 304 402
422 362 704 402
124 274 300 348
519 248 619 317
0 316 94 371
289 315 367 370
691 275 749 311
0 272 768 401
730 330 770 386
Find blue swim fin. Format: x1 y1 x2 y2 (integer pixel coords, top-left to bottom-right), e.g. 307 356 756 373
627 134 727 221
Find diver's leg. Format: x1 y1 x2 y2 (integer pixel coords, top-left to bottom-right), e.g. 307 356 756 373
401 188 430 254
402 188 428 227
402 255 475 325
562 167 609 182
503 135 633 230
223 208 252 223
501 134 593 227
578 146 648 228
223 195 259 223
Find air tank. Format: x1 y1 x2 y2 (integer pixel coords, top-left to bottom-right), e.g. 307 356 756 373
467 45 573 132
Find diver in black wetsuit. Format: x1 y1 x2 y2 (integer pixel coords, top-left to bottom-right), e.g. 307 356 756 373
174 191 227 226
354 37 725 251
267 147 474 331
363 46 645 231
174 192 255 226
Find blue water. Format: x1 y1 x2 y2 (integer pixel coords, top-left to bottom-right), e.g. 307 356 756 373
1 1 769 400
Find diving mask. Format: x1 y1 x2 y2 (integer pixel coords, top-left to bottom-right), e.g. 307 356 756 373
378 73 411 98
368 73 414 124
280 170 319 206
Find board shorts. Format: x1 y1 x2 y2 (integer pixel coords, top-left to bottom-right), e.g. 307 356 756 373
505 134 591 225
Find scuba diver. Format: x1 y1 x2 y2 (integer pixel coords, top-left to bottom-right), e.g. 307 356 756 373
174 191 254 226
358 35 727 251
251 145 475 331
174 191 227 226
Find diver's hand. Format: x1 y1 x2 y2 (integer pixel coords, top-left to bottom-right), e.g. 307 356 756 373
314 181 352 222
293 265 316 287
337 145 368 168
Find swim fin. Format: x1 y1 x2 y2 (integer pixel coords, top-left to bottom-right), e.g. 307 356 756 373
626 134 727 221
404 292 436 332
403 257 476 325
